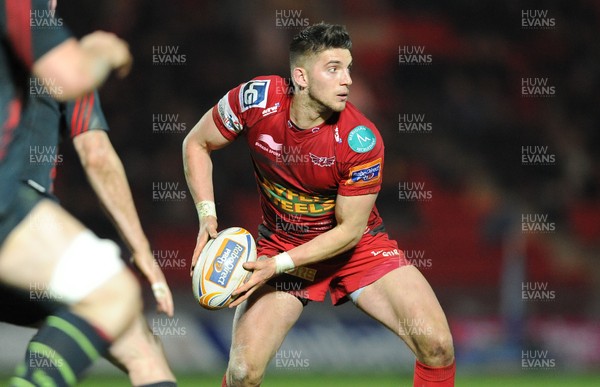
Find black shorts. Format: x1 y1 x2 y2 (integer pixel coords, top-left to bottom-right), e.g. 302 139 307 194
0 183 43 246
0 282 62 326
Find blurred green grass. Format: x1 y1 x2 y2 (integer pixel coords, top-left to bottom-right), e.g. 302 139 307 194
3 372 600 386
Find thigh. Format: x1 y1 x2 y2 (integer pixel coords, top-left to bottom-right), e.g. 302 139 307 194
229 284 304 370
355 265 452 357
0 199 86 289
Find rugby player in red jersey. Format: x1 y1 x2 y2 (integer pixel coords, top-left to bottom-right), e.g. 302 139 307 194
184 23 455 386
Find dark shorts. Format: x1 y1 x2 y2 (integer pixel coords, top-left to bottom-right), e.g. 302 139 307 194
259 224 410 305
0 183 44 246
0 282 62 326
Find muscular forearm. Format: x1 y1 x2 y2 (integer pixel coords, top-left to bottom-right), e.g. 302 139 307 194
75 134 149 254
279 193 376 269
286 222 363 267
183 139 215 208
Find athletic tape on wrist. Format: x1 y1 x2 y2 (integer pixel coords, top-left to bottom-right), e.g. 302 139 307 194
152 282 168 299
196 201 216 219
274 252 295 274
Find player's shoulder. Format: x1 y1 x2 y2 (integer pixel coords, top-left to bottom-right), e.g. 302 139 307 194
336 102 378 134
337 102 382 153
235 75 290 114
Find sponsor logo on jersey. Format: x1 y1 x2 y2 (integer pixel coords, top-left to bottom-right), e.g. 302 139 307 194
286 266 317 282
240 80 270 112
345 158 382 187
262 102 280 117
370 249 400 258
347 125 376 153
206 239 245 287
309 153 335 167
259 176 336 216
255 133 283 157
218 95 243 133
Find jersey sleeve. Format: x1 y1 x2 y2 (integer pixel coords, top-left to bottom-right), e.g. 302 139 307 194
337 124 385 197
65 91 109 138
2 0 71 69
211 77 276 141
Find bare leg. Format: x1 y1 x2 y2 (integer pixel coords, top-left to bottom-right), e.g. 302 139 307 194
355 265 454 367
226 285 304 387
0 200 141 341
107 314 176 385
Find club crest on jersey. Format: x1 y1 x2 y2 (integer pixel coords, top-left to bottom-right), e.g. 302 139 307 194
309 153 335 167
346 158 382 186
347 125 376 153
240 80 270 112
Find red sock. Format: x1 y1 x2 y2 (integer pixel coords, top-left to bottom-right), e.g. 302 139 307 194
414 359 456 387
221 373 227 387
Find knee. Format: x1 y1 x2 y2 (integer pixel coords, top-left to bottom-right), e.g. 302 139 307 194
226 359 265 387
417 331 455 367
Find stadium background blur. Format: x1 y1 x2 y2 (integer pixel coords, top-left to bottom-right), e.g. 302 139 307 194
2 0 599 385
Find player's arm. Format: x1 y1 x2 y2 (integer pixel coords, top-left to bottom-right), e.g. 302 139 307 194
286 192 377 265
230 193 377 307
73 130 173 317
183 109 233 273
32 31 132 101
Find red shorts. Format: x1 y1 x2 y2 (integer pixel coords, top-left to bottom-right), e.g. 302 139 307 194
258 225 410 305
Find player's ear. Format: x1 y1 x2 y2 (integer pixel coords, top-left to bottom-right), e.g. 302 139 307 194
292 66 308 89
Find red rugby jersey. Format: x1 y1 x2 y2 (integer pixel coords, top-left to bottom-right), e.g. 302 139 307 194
212 75 386 245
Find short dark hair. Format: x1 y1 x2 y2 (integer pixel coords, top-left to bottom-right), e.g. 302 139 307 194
289 23 352 67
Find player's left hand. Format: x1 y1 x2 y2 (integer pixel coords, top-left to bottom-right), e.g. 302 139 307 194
131 249 175 317
229 255 276 308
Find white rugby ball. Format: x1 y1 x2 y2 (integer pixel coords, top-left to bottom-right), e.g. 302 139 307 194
192 227 257 310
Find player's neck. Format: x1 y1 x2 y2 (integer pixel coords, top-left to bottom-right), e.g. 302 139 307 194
290 94 332 130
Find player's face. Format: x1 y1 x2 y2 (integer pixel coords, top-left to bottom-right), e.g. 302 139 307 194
305 48 353 113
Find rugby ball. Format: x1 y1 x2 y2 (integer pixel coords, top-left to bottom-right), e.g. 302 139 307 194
192 227 256 310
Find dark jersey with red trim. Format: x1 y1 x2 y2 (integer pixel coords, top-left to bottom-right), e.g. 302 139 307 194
0 0 70 213
212 75 386 246
21 90 109 192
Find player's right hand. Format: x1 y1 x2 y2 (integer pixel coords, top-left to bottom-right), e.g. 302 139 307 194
131 249 175 317
79 31 133 78
190 215 218 276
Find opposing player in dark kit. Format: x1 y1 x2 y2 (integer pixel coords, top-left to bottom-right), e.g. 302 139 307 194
184 23 455 386
0 88 178 386
0 0 144 385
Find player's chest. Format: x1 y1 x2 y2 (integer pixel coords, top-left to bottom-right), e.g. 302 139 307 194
246 120 343 189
